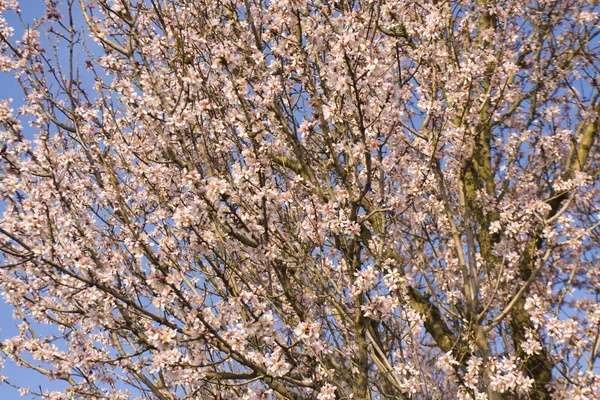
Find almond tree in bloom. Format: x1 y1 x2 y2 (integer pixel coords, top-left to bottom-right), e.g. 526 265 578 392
0 0 599 398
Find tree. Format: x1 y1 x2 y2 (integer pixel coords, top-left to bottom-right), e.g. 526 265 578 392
0 0 599 398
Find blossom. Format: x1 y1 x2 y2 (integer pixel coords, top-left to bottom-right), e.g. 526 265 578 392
148 327 178 350
521 329 542 356
265 350 291 377
317 384 336 400
351 266 377 297
489 357 534 395
294 321 320 342
0 0 597 398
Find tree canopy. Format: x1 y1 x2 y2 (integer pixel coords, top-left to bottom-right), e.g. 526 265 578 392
0 0 599 398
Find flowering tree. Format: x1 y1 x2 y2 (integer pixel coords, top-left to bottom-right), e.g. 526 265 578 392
0 0 599 398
